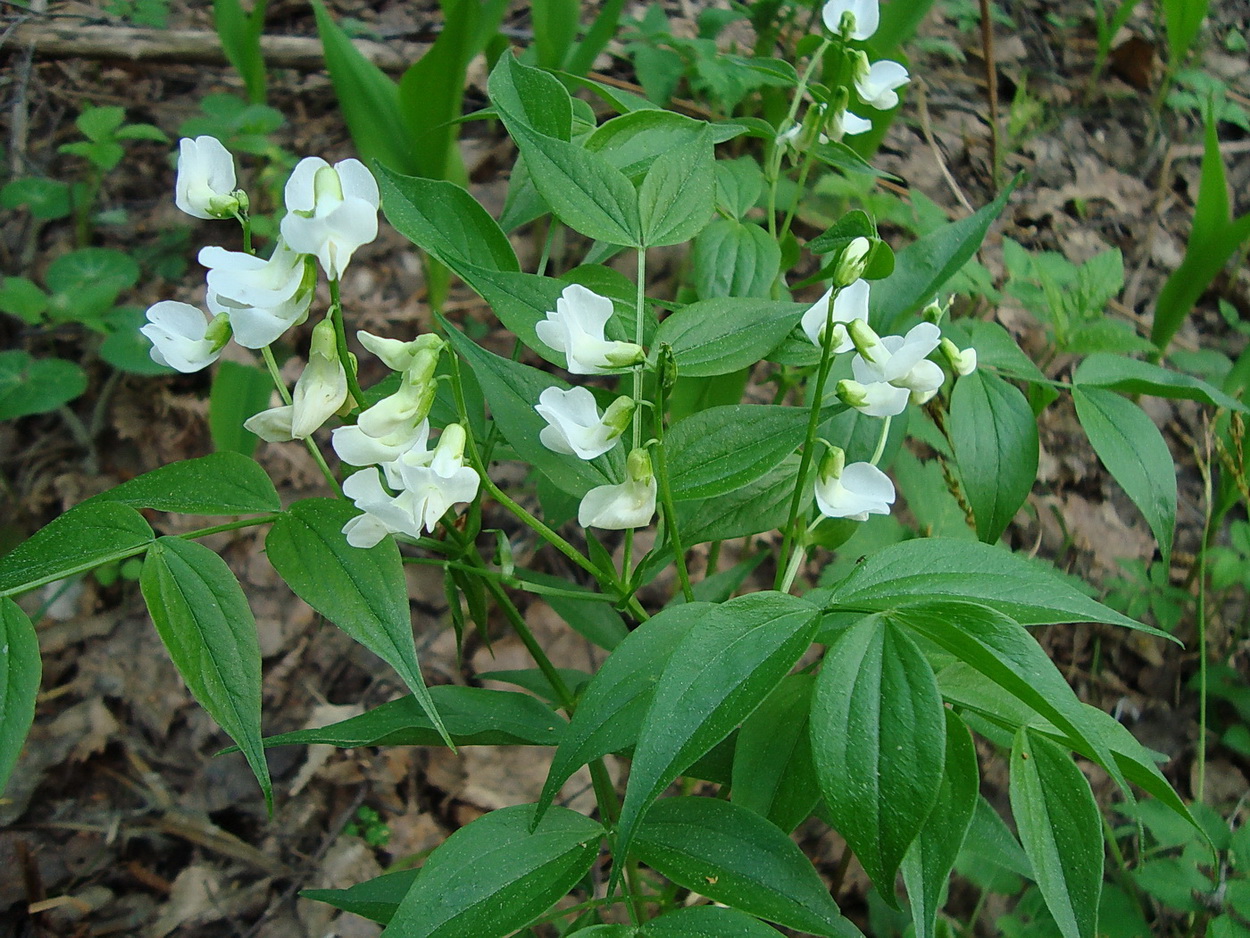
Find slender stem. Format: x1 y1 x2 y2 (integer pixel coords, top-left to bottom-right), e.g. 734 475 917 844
776 287 841 589
653 379 693 603
260 345 340 495
869 415 892 466
261 346 293 405
235 210 253 255
632 247 647 451
1195 445 1213 804
978 0 1001 190
778 147 817 243
766 36 832 240
328 278 365 409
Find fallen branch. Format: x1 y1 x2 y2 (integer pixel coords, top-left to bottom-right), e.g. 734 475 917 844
4 21 427 73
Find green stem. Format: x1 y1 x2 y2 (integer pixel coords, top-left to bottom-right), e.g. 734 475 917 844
775 286 842 589
632 247 647 451
235 210 253 255
328 278 366 409
261 346 293 404
653 378 693 603
766 36 832 241
869 415 892 466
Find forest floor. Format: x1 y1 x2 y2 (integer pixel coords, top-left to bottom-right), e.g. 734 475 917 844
1 0 1249 935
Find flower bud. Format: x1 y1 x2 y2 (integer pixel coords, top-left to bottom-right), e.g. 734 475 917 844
604 341 647 370
290 317 349 439
204 310 233 351
832 237 872 288
626 447 654 486
358 330 443 373
851 50 871 82
922 296 950 324
940 337 978 377
836 378 870 409
818 445 847 484
602 395 636 437
847 317 886 363
657 343 678 391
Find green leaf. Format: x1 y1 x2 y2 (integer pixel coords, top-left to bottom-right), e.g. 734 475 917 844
0 277 49 323
486 51 573 141
690 220 782 302
643 907 786 937
442 320 624 496
656 298 803 378
949 370 1038 543
811 615 946 899
1074 353 1247 412
516 570 628 650
303 868 420 925
731 673 819 833
0 599 40 797
213 0 268 103
75 104 125 141
0 176 73 220
210 360 274 457
536 603 711 822
712 157 765 220
85 452 279 515
0 351 87 419
632 798 860 938
672 456 801 546
309 0 413 174
266 499 451 747
637 124 714 246
531 0 578 70
665 405 811 500
1072 387 1176 568
257 685 562 749
45 247 138 299
1010 728 1103 938
377 165 520 275
140 537 271 810
380 804 603 937
823 537 1150 632
614 592 820 876
0 500 153 598
1163 0 1211 65
901 710 979 938
873 180 1016 331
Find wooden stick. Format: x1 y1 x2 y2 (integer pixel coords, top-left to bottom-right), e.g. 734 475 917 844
5 21 427 73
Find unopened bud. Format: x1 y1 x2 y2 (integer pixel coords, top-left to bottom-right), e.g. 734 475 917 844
819 445 847 484
847 318 885 363
206 192 241 219
833 237 872 287
940 337 978 377
657 343 678 391
922 296 950 324
836 378 870 409
357 330 444 372
602 395 636 437
605 341 646 370
626 447 654 486
851 50 871 82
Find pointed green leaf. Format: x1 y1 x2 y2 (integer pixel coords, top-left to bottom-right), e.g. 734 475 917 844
823 537 1154 633
949 370 1038 543
0 501 153 598
901 710 979 938
266 498 450 747
1073 353 1247 412
85 452 280 515
811 615 946 898
486 51 573 141
633 798 860 938
380 804 603 937
210 360 274 457
140 537 271 809
691 219 782 301
731 673 819 833
637 124 714 246
615 592 820 874
643 907 786 937
258 685 562 749
1072 387 1176 568
655 298 803 378
0 351 87 420
666 405 811 500
0 599 40 797
536 603 712 823
1010 728 1103 938
303 868 420 924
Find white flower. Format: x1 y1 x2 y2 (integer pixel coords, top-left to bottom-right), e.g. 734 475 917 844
836 377 911 417
940 337 978 377
578 448 656 530
333 419 429 469
141 300 229 372
814 449 895 521
280 157 379 280
200 241 313 348
243 317 348 441
851 320 944 395
535 387 633 461
340 424 480 547
175 136 240 220
357 330 443 373
822 0 879 40
535 284 646 375
800 278 870 352
856 60 910 110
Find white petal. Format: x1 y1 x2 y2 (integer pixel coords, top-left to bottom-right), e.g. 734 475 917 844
175 137 237 219
800 288 834 347
283 157 327 214
882 322 941 382
842 111 874 135
821 0 879 40
577 478 657 530
140 301 221 372
243 405 296 442
814 461 894 519
854 380 911 417
334 159 380 208
342 513 391 548
535 386 618 459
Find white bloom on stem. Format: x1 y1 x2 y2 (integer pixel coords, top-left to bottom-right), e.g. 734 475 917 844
940 337 978 377
578 448 657 530
821 0 879 41
333 346 440 468
836 377 910 417
200 241 313 348
535 284 645 375
800 278 870 352
814 448 895 522
244 317 348 442
357 331 443 373
827 108 874 142
851 320 944 394
280 157 379 280
856 60 910 110
535 387 633 461
141 300 229 372
175 136 240 220
333 418 430 470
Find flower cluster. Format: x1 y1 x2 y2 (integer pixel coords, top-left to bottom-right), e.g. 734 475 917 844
332 334 480 547
533 285 652 530
142 137 380 386
817 0 911 135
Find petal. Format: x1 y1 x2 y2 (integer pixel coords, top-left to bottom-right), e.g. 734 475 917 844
577 479 657 530
842 111 874 135
800 288 834 347
342 513 391 549
334 159 380 208
832 278 871 325
556 284 614 338
284 157 327 214
243 405 296 442
856 380 911 417
841 462 896 508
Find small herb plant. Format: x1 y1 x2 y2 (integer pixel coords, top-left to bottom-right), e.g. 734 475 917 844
0 2 1238 936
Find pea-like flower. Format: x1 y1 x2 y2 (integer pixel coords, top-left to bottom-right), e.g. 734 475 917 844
243 317 348 441
280 157 379 280
175 136 241 220
856 60 910 110
814 447 895 522
578 448 657 530
821 0 879 40
535 284 646 375
200 241 313 349
940 337 978 377
800 278 870 352
141 300 230 372
535 387 634 461
850 320 944 397
333 344 440 469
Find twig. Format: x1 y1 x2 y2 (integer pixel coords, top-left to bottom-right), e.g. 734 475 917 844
978 0 1001 190
914 77 974 215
